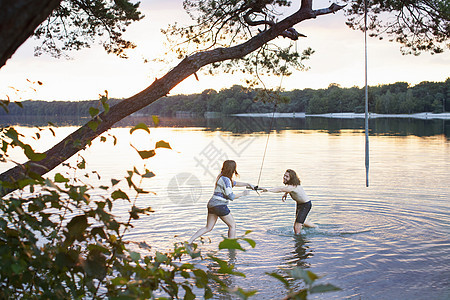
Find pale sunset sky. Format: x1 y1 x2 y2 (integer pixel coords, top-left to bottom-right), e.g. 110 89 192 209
0 0 448 102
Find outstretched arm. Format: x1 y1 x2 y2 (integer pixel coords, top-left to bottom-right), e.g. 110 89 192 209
234 190 250 199
224 180 251 200
263 185 294 193
234 181 255 188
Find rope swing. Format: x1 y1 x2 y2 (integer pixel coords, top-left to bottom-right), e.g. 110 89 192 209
364 0 370 187
255 43 295 188
254 15 371 188
256 99 278 187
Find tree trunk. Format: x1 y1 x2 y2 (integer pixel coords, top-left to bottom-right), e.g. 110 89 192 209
0 1 344 196
0 0 62 68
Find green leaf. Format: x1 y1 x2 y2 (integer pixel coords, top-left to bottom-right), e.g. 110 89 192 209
111 189 129 200
133 167 140 175
103 102 110 114
88 120 99 131
288 289 307 300
208 256 244 276
77 157 86 169
5 127 20 142
11 263 25 274
54 173 69 183
89 107 99 117
23 144 46 161
137 149 156 159
84 250 107 279
130 123 150 134
290 268 319 285
185 244 201 259
67 215 89 239
310 284 341 294
266 272 290 289
155 251 169 263
243 238 256 248
55 251 78 269
193 269 208 286
87 243 110 254
129 251 141 262
152 115 160 126
130 206 140 219
111 179 120 186
182 285 195 300
155 140 171 149
142 170 155 178
204 287 213 299
232 288 258 298
218 238 245 251
91 227 107 239
136 241 152 250
101 93 110 114
111 277 128 286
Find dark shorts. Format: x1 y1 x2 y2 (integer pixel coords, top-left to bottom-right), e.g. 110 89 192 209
208 205 230 216
295 201 312 224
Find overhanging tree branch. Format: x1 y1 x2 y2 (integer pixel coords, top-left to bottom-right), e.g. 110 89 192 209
0 2 345 196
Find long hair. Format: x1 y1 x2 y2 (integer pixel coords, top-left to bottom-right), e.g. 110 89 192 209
285 169 301 186
217 160 238 186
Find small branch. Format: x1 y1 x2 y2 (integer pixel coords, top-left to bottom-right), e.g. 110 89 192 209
314 3 346 17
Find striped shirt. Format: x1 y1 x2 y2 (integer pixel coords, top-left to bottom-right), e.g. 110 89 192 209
207 176 235 208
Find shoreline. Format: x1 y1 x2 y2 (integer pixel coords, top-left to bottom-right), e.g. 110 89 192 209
232 112 450 120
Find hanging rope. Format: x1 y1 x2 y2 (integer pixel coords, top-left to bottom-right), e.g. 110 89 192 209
364 0 370 187
256 99 278 187
255 49 292 187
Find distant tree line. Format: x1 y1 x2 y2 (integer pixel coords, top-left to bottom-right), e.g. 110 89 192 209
1 79 448 117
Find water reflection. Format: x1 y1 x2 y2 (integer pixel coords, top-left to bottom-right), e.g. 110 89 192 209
285 235 314 268
1 115 449 138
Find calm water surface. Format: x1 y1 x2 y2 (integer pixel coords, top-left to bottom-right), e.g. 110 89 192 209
2 117 449 299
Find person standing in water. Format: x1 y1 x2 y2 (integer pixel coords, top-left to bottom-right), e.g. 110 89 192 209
263 169 315 234
188 160 253 244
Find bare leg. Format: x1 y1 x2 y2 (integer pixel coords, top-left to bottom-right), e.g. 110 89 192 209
293 222 303 235
303 220 316 228
219 213 236 239
188 213 218 243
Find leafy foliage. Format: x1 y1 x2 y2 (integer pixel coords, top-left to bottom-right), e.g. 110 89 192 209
162 0 313 86
33 0 143 58
0 122 219 298
344 0 450 55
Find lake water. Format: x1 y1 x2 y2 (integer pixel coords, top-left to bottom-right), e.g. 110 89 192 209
1 116 449 299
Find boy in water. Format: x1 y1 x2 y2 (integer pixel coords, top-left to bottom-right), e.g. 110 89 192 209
263 169 315 234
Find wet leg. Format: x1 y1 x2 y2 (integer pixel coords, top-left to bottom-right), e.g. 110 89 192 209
219 213 236 239
188 213 218 243
303 220 316 228
293 222 303 235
